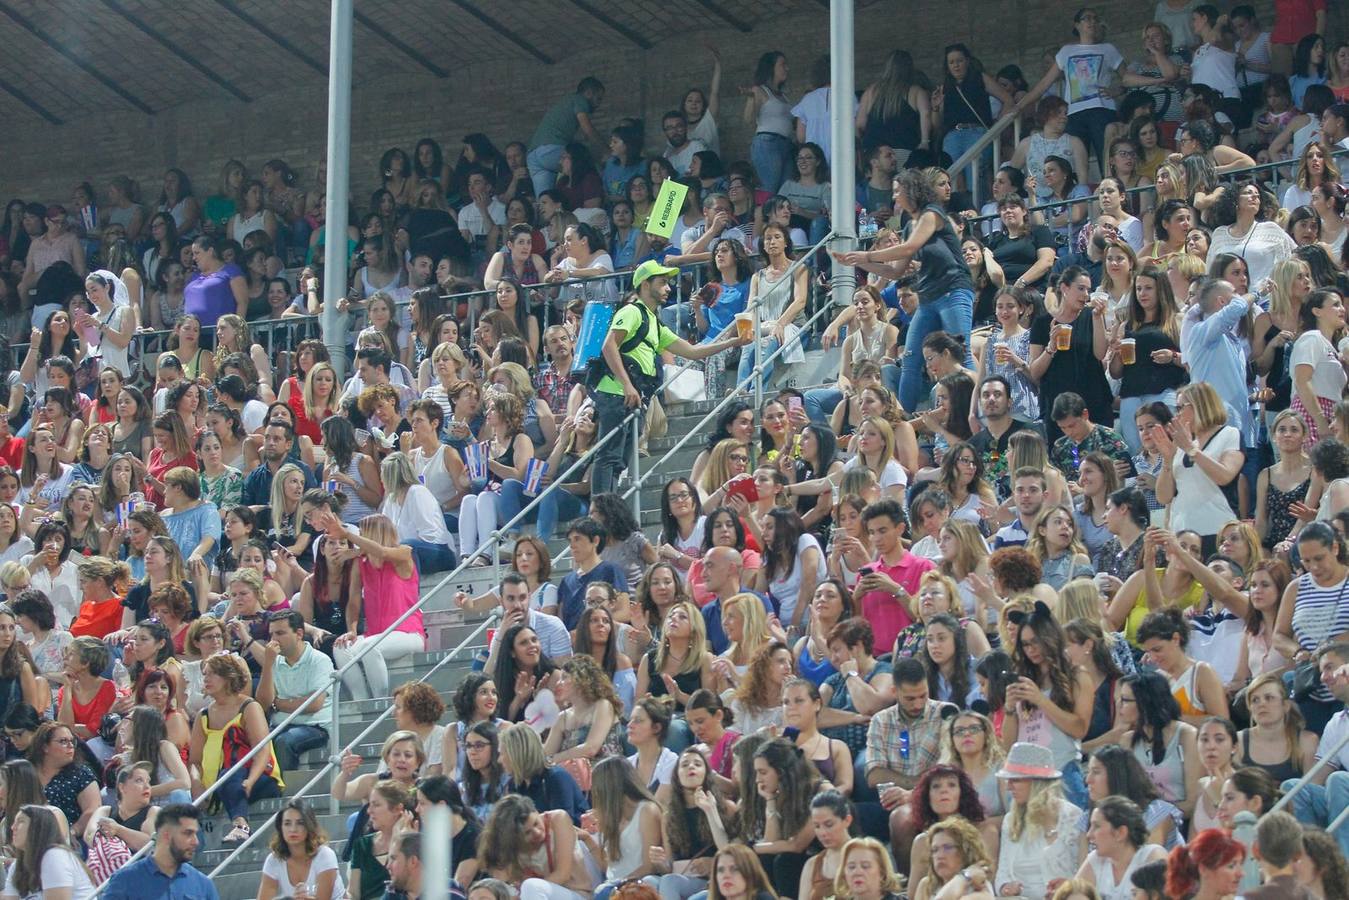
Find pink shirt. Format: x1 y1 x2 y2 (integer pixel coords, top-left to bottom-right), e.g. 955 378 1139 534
359 557 426 641
859 551 935 655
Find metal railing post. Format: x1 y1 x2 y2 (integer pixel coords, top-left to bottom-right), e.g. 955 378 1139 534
328 686 340 815
752 301 763 415
629 405 642 520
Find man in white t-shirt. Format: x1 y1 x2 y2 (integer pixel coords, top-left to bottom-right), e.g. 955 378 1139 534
662 111 707 176
457 171 506 262
1284 642 1349 859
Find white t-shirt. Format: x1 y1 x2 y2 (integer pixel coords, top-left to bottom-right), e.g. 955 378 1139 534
457 200 507 237
1 846 96 900
1282 184 1314 211
1292 331 1347 404
1168 425 1241 536
688 114 720 156
847 455 909 490
1190 43 1240 98
377 724 445 775
766 532 827 625
261 845 344 900
559 253 614 277
1315 709 1349 773
1055 43 1125 115
664 140 708 176
791 87 859 164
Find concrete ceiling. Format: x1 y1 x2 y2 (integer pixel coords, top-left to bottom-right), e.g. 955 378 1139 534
0 0 845 125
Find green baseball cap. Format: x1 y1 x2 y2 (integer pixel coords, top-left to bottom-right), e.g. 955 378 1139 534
632 260 680 289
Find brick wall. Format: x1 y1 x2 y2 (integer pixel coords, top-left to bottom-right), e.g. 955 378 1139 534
0 0 1332 208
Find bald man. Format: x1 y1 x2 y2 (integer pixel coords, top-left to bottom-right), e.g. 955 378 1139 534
700 545 771 654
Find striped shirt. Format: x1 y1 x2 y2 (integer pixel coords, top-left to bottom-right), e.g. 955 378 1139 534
1291 572 1349 702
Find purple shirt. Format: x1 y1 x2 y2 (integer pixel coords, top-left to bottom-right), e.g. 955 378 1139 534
184 263 243 327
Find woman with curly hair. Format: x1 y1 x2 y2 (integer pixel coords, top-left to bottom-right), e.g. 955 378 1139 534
651 747 736 900
910 815 993 900
1208 179 1296 286
731 640 792 735
742 736 821 897
543 654 625 764
905 763 999 892
1298 828 1349 900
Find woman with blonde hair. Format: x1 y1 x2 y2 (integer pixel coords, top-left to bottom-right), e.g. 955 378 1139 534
830 836 904 900
1155 382 1245 555
333 729 424 803
299 361 340 442
1057 578 1135 677
313 511 424 701
840 416 905 501
697 439 751 504
711 591 775 694
1256 410 1311 551
486 361 555 452
1234 671 1317 782
994 743 1084 900
378 450 455 574
940 710 1007 817
910 815 993 900
634 601 712 736
937 519 995 628
892 569 991 660
1026 505 1094 590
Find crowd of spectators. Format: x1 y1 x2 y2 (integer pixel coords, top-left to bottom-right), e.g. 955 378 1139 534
3 2 1349 899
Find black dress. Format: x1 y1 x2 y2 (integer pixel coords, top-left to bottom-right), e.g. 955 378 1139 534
1030 309 1113 445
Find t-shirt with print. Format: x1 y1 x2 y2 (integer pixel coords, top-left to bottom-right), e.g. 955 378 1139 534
596 302 679 396
1055 43 1125 115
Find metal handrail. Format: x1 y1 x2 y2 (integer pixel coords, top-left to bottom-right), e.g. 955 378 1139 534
88 614 497 894
204 614 499 879
546 229 839 568
963 146 1349 226
946 111 1024 207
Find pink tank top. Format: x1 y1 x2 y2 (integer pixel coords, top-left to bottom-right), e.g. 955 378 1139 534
358 557 425 641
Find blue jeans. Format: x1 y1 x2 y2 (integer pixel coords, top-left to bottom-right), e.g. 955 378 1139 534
804 387 843 424
897 287 975 413
737 335 785 390
1060 758 1089 812
527 144 564 195
942 126 991 192
273 723 328 771
1118 390 1178 455
1283 773 1349 860
751 133 793 196
659 302 697 339
403 539 457 576
498 477 588 542
215 767 280 821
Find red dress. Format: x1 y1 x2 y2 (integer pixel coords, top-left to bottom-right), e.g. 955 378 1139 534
286 375 324 444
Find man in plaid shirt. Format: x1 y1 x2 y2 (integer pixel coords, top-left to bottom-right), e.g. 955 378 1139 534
1049 391 1134 481
534 324 581 416
865 657 948 794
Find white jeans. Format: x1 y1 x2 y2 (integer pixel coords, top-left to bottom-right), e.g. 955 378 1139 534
520 881 589 900
458 491 500 561
333 630 424 700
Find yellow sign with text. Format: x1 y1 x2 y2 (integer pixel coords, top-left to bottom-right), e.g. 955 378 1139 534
645 179 689 239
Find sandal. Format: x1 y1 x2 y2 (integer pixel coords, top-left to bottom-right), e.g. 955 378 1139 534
222 822 251 845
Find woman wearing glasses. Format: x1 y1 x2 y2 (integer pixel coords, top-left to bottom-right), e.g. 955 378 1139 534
28 720 100 837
